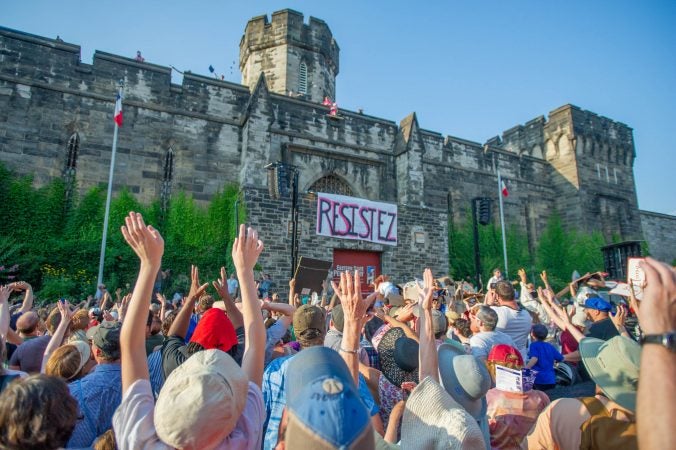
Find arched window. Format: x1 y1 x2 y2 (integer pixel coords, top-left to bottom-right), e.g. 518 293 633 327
310 174 353 196
161 148 174 212
298 62 308 95
65 132 79 172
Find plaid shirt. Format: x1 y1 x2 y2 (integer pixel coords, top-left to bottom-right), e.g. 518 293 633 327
262 351 379 450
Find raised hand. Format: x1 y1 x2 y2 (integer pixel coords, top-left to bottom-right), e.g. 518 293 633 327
187 265 208 303
539 271 548 284
212 266 231 300
121 212 164 267
332 270 369 325
0 285 11 304
518 268 527 283
419 268 435 311
639 258 676 334
232 224 264 274
155 292 166 304
611 304 627 331
57 299 74 322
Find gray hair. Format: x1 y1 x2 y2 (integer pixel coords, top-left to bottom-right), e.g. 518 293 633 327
476 305 498 331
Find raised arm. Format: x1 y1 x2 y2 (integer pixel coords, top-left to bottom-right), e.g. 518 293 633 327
119 212 165 392
232 224 266 387
333 270 370 385
13 281 33 314
261 300 296 327
41 300 74 373
0 285 11 340
212 267 243 329
418 268 439 382
167 265 207 339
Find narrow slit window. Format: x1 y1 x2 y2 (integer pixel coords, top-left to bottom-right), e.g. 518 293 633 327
65 132 79 171
298 62 308 95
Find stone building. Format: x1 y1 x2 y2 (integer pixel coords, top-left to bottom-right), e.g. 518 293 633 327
0 9 674 288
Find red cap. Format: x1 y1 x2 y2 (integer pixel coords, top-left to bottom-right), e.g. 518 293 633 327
190 308 237 353
487 344 524 367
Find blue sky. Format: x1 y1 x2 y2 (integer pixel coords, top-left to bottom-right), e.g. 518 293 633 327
4 1 675 215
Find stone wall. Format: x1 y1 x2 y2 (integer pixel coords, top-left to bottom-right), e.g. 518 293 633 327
640 211 676 264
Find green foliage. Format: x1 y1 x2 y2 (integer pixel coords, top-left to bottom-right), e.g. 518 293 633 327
0 162 243 302
450 210 606 292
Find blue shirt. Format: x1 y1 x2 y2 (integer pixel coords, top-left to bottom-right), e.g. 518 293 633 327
67 362 122 448
262 351 379 450
528 341 563 385
147 349 164 398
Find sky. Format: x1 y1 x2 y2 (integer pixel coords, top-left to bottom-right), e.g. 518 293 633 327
4 0 676 215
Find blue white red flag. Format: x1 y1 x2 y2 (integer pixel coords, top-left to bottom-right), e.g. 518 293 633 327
114 93 123 127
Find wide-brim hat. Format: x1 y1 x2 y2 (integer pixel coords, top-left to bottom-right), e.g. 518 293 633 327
377 327 419 388
438 343 491 419
401 377 485 450
154 349 248 449
579 336 641 412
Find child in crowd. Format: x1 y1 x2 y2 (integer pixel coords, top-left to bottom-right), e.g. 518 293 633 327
525 323 563 391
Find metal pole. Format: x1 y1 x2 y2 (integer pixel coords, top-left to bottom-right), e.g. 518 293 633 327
471 198 482 287
97 81 123 288
290 169 299 278
497 168 509 278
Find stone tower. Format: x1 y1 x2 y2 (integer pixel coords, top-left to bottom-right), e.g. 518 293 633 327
542 105 641 240
239 9 339 103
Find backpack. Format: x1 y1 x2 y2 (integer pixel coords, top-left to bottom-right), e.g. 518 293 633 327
579 396 637 450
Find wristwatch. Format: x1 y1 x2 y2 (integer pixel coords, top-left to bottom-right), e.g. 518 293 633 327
640 332 675 352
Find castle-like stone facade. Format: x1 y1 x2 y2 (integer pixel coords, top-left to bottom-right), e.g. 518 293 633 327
0 9 674 283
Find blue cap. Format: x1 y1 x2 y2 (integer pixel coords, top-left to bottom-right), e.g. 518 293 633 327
285 346 374 449
583 297 612 312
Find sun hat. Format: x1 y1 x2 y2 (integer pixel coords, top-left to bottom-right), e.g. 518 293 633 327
412 307 447 334
582 297 613 312
189 308 237 353
438 343 491 419
377 327 419 388
402 280 421 303
401 377 485 450
285 346 375 450
155 349 248 449
70 340 91 378
579 336 641 412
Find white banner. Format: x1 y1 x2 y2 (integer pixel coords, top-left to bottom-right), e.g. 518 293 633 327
315 192 397 246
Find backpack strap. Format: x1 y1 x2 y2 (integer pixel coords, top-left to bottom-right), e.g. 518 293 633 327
579 396 610 418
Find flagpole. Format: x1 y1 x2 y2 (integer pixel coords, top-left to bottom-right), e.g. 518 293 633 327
497 168 509 278
97 80 124 289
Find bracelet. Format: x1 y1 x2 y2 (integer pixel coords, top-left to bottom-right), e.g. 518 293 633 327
339 347 359 354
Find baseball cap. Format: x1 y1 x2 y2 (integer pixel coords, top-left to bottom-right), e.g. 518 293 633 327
88 321 121 357
582 297 613 312
330 304 345 332
293 305 326 338
155 349 248 449
190 308 237 353
285 346 375 450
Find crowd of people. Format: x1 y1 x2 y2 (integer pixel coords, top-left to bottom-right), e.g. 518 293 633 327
0 211 673 449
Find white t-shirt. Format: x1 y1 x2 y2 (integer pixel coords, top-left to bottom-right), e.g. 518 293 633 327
469 330 516 361
491 305 533 360
113 379 264 450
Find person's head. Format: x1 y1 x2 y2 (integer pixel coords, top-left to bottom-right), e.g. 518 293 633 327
431 309 447 340
378 327 419 388
486 344 524 381
88 321 121 362
470 305 498 333
230 273 236 279
530 323 549 342
451 318 472 339
149 303 161 316
196 294 215 314
293 305 326 349
329 304 345 332
0 374 78 450
583 297 612 322
278 346 375 450
45 342 91 381
161 310 178 336
16 311 40 336
155 349 249 449
45 306 65 335
188 308 237 356
495 280 516 303
70 309 90 331
271 292 280 303
492 269 502 279
150 316 162 336
579 336 640 412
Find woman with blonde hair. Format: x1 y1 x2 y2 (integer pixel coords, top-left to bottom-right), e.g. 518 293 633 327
45 342 91 381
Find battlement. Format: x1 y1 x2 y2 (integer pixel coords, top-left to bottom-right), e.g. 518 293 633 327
239 9 339 74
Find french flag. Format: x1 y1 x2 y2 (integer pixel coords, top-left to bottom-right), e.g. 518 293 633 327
501 180 509 197
113 93 123 127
